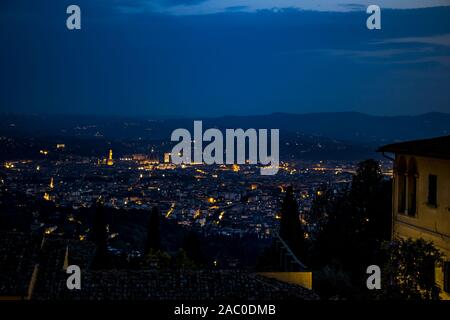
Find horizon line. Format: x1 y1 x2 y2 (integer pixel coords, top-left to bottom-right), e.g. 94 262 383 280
1 110 449 120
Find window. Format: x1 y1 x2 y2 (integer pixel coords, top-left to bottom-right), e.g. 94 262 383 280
396 156 407 214
428 174 437 207
398 176 406 213
407 176 417 216
407 158 418 217
444 262 450 294
427 261 436 286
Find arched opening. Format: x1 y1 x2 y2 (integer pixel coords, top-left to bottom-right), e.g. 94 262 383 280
407 157 418 217
395 156 407 214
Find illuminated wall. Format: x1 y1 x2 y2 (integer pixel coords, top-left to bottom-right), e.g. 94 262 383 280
392 154 450 299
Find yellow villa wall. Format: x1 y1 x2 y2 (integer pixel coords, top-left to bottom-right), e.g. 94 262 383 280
258 272 313 290
392 154 450 299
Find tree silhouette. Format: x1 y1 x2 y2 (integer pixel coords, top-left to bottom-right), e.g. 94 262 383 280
91 198 109 269
173 249 197 269
182 231 204 266
279 186 305 260
380 238 443 300
310 159 392 297
349 159 391 239
145 206 161 254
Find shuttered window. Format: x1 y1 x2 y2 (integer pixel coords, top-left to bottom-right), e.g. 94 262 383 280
444 262 450 294
428 174 437 207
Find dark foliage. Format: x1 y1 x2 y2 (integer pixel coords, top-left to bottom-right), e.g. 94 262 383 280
182 231 205 266
279 186 306 260
91 199 110 269
378 238 443 300
145 206 162 254
309 159 392 298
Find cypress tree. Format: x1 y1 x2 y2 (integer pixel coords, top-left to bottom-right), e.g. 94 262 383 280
145 206 161 254
279 186 305 260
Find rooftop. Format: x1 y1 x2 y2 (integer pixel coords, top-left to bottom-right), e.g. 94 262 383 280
377 135 450 159
0 232 39 298
0 233 318 300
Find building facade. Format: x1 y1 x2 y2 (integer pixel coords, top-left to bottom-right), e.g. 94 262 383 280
379 136 450 299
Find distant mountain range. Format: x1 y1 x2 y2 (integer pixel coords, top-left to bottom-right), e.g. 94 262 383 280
1 112 449 161
201 112 450 144
1 112 449 143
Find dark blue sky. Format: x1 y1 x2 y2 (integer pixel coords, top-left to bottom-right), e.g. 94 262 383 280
1 0 450 117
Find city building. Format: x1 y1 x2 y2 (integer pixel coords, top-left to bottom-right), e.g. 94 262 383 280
164 152 171 163
379 135 450 299
98 149 114 166
107 149 114 166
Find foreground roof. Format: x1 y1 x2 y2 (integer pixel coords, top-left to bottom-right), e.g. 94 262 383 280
0 233 318 300
377 135 450 159
0 232 38 298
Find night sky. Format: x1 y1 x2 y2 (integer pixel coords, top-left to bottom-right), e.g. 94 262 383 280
1 0 450 117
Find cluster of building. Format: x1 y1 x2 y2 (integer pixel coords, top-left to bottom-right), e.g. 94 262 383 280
1 146 366 241
1 134 449 299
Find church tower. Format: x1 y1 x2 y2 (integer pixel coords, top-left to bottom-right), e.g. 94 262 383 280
107 149 114 166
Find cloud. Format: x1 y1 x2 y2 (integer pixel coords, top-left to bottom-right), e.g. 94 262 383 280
324 47 434 59
338 3 367 10
164 0 208 4
366 34 450 67
388 56 450 67
105 0 209 14
225 6 249 12
159 0 450 15
373 34 450 48
310 34 450 68
102 0 450 15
